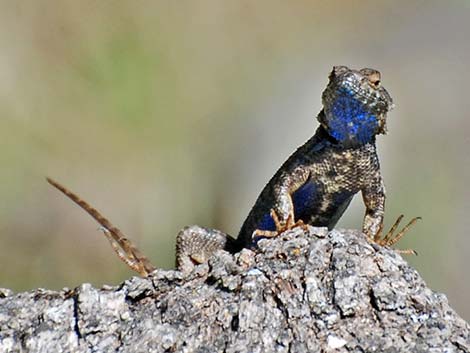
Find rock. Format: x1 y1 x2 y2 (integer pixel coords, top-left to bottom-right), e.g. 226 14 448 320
1 227 469 352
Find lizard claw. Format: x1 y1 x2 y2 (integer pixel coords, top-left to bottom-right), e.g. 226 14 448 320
370 214 421 255
252 209 308 239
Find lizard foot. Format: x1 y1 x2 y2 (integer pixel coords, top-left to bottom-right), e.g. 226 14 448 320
252 209 308 239
371 214 421 255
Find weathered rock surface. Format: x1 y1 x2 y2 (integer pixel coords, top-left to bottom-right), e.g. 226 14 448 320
0 227 469 353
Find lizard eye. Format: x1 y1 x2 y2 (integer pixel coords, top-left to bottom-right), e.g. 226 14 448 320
366 71 381 88
369 79 380 88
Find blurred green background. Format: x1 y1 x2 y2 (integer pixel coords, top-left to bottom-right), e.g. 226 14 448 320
0 1 469 320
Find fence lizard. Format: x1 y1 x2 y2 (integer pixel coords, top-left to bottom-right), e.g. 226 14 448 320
47 66 419 276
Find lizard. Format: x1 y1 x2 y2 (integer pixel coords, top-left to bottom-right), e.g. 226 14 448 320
47 65 420 276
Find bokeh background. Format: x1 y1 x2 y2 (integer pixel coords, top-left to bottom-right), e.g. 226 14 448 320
0 1 469 320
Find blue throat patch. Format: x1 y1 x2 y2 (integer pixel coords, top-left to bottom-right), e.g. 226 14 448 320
328 88 378 144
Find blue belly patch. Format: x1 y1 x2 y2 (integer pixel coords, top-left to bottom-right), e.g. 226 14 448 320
256 181 319 231
292 181 318 221
258 212 276 231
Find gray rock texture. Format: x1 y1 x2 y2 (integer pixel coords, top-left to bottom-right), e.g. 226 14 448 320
1 227 469 352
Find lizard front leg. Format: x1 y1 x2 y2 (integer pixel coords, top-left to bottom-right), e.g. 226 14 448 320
361 177 420 254
252 168 310 239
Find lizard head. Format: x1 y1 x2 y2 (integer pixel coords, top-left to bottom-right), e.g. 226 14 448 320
319 66 393 145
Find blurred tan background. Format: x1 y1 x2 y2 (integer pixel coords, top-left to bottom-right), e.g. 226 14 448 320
0 1 469 320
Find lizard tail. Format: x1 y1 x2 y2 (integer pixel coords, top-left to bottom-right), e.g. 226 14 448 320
46 177 156 276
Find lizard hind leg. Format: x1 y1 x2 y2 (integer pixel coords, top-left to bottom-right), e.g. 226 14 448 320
176 225 234 273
